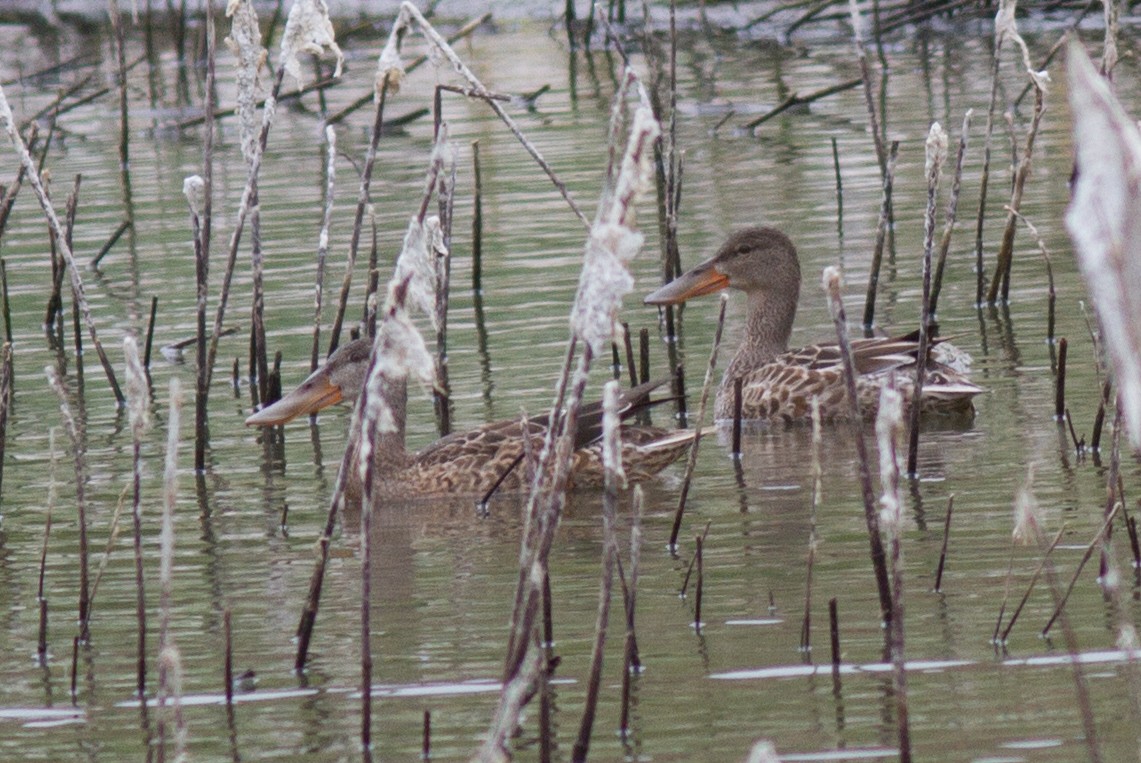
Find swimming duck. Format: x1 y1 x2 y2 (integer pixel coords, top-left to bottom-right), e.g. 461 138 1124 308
246 337 697 501
644 226 983 422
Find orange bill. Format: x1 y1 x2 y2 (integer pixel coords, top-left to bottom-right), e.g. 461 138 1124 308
244 371 344 426
643 258 729 305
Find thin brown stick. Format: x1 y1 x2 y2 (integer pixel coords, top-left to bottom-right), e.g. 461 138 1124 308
823 267 892 626
669 293 728 549
744 77 862 131
862 141 900 330
934 495 954 593
930 110 972 316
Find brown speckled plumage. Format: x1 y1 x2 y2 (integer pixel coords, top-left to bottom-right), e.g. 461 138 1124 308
246 338 696 504
645 226 983 422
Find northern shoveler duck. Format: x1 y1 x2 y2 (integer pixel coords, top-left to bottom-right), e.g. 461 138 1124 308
644 226 983 422
245 337 697 502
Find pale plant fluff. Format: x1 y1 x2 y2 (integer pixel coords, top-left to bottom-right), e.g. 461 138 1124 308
123 336 150 432
876 384 904 534
570 105 660 354
1011 467 1041 545
225 0 266 163
925 121 948 178
994 0 1050 91
182 175 205 217
280 0 343 86
1065 40 1141 452
374 9 408 98
601 380 627 487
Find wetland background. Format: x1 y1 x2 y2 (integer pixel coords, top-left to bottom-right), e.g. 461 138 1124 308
0 1 1138 760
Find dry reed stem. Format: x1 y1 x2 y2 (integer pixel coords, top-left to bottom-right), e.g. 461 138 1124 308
295 212 438 672
988 85 1045 305
876 385 910 761
850 0 887 176
87 485 128 616
125 337 150 695
745 78 862 131
432 136 457 437
934 495 954 593
478 76 658 763
905 123 948 476
326 73 390 356
310 126 336 373
46 367 91 642
668 293 728 549
159 378 182 655
822 267 893 625
861 141 899 330
930 110 972 316
571 382 624 762
619 485 644 736
799 398 823 652
0 342 11 495
0 90 124 404
36 428 56 666
1012 473 1103 761
203 63 286 394
1041 503 1121 637
973 5 1006 306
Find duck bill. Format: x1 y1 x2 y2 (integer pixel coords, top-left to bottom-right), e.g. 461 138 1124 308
244 373 343 426
643 259 729 305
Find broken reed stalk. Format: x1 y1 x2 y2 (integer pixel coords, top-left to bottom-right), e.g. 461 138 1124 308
669 293 728 549
638 328 650 389
622 323 637 387
471 139 483 294
1092 378 1112 454
744 78 862 131
861 141 900 330
70 636 79 703
89 220 132 269
997 524 1065 643
0 90 125 404
1041 504 1121 638
679 520 713 598
46 368 91 642
571 382 624 763
1055 337 1067 421
327 76 391 356
0 259 11 343
933 495 954 593
125 337 151 698
823 268 893 625
309 126 337 373
799 399 823 653
905 123 949 477
144 296 158 370
619 485 644 737
877 385 911 761
988 84 1045 305
930 110 972 316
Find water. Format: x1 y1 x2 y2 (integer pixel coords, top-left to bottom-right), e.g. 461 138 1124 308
0 6 1137 761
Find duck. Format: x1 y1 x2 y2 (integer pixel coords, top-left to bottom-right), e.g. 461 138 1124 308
245 337 698 502
643 226 983 422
